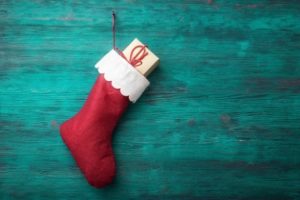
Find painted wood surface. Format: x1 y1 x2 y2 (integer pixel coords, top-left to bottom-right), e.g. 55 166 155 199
1 0 300 199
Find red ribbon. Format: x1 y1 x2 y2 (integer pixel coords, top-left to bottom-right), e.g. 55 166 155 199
112 11 148 67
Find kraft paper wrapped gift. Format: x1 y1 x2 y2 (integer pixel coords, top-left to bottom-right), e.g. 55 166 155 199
123 38 159 77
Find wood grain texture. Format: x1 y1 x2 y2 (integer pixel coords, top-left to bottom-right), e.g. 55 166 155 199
0 0 300 199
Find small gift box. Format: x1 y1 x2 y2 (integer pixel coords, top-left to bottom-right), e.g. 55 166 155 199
122 38 159 77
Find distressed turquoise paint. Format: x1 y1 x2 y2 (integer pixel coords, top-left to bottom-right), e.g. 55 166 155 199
1 0 300 199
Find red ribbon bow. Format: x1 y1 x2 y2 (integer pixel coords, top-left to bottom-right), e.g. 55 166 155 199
118 45 148 67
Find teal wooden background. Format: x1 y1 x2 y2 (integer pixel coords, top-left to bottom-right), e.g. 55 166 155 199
1 0 300 199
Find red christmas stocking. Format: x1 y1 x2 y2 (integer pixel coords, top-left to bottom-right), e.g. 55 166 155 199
60 50 149 188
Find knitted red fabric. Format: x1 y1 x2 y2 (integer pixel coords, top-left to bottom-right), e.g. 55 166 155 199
60 75 129 188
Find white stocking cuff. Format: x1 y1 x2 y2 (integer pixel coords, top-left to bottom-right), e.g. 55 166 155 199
95 49 150 103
